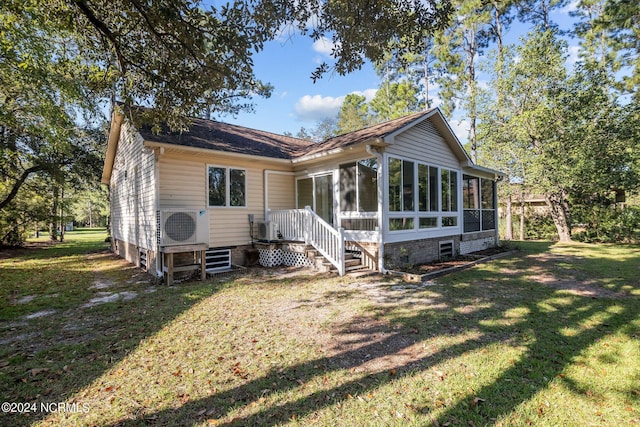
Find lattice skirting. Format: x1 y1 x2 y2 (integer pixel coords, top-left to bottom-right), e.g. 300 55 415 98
282 250 313 267
259 248 283 267
258 248 313 268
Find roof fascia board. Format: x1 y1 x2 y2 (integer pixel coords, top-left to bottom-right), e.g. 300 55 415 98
143 140 292 165
463 161 505 179
291 138 387 164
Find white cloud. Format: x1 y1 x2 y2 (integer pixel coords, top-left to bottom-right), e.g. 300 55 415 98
567 44 581 67
294 94 344 121
558 0 579 15
352 88 377 102
293 88 377 122
312 36 336 57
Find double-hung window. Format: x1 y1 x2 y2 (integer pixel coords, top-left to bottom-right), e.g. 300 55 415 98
207 166 246 207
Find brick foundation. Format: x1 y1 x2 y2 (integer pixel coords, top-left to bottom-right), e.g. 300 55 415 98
460 231 498 254
384 235 462 269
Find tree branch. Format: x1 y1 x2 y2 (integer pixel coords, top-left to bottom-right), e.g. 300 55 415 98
127 0 207 68
0 164 47 211
71 0 128 75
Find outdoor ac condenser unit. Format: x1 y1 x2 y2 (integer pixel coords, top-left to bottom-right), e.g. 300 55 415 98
256 221 279 241
159 209 209 246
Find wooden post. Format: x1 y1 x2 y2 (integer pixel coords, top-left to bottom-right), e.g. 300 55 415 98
166 253 174 286
161 244 208 286
200 249 206 280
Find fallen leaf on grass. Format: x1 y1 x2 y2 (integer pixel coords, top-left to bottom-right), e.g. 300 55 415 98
432 369 446 381
29 368 49 376
469 397 485 408
231 363 249 379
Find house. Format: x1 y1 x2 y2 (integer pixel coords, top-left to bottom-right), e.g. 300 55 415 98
101 106 503 280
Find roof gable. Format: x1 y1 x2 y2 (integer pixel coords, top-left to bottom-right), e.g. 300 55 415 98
299 110 435 158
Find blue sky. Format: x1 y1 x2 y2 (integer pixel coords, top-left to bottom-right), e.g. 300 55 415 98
219 4 580 141
218 34 381 135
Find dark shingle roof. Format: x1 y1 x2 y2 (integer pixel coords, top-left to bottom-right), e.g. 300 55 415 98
300 110 435 158
139 109 436 160
139 117 314 160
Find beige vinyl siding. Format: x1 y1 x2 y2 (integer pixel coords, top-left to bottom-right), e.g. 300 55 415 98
109 122 156 250
158 156 206 208
386 118 461 169
266 172 295 211
158 151 290 247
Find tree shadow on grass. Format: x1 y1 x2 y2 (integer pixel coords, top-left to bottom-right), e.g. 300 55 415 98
0 268 230 427
102 243 640 426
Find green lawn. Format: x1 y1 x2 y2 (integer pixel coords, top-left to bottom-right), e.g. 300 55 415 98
0 234 638 426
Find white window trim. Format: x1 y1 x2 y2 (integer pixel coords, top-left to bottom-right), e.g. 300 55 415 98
385 155 462 235
462 174 497 233
338 158 379 214
206 164 247 208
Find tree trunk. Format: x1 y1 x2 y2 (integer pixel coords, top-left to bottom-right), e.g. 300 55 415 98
59 186 65 242
505 195 513 240
519 200 525 240
49 186 59 241
0 165 45 211
545 191 571 242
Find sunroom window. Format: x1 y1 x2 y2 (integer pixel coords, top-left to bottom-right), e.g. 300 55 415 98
388 157 464 232
463 174 496 232
340 158 378 212
418 164 438 212
389 158 414 212
441 169 458 212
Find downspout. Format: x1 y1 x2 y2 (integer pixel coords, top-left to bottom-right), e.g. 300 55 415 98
365 144 388 274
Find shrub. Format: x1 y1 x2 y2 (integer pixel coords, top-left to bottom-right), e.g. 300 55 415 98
572 205 640 243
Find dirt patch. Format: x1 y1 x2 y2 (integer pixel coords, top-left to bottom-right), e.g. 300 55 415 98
524 253 627 298
0 240 57 259
81 291 138 308
269 277 447 374
326 316 427 374
401 246 511 275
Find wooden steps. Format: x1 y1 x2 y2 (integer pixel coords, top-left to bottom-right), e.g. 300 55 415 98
305 247 375 276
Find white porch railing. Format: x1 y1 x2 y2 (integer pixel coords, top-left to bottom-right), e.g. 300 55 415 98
269 209 306 241
269 207 345 276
